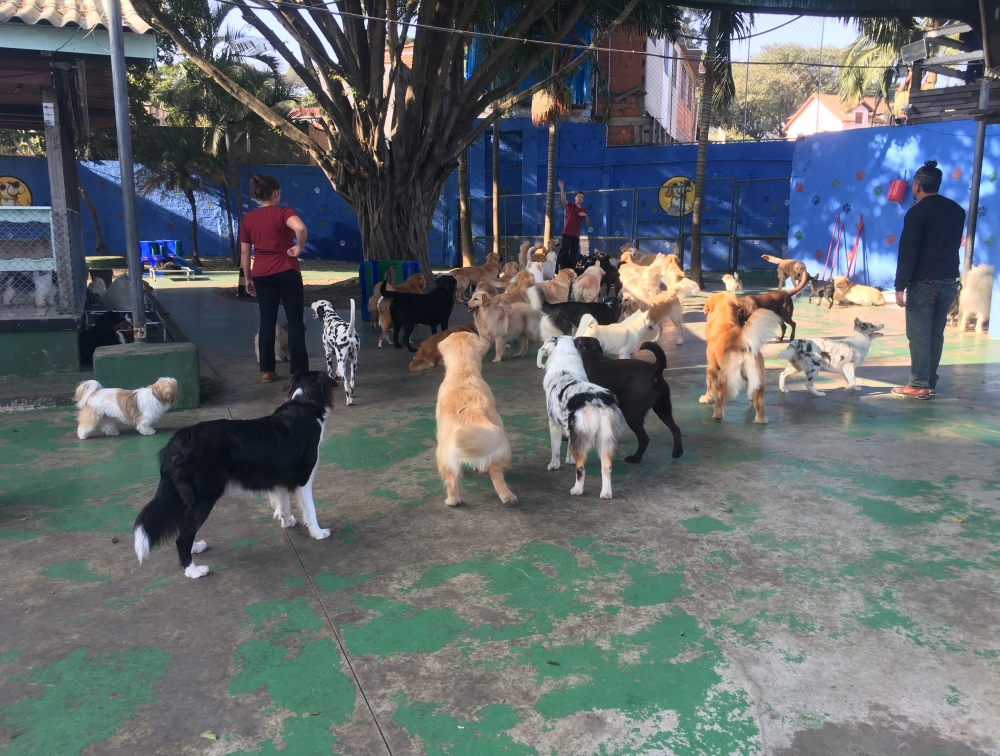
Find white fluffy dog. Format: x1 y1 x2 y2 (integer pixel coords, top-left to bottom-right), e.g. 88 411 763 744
958 264 994 333
722 273 742 295
75 378 178 439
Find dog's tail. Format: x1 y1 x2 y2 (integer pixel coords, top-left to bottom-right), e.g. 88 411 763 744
761 254 782 265
789 269 809 295
739 309 782 354
348 298 356 336
526 285 548 313
519 241 530 269
638 341 667 372
379 281 397 298
453 425 508 470
133 475 186 564
75 379 102 408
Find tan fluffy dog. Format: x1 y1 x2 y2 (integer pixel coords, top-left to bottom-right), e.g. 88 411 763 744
435 331 517 506
494 270 536 306
659 253 686 288
535 268 576 304
500 261 521 280
699 293 782 424
832 276 886 307
618 262 658 307
619 243 657 266
571 263 605 303
761 255 807 291
467 290 541 362
475 278 508 296
368 272 427 346
408 322 478 372
449 252 501 301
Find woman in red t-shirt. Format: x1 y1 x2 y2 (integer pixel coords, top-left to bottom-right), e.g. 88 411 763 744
239 174 309 382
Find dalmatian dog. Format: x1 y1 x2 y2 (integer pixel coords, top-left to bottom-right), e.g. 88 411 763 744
310 298 360 406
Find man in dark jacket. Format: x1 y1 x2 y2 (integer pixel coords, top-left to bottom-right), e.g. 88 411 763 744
892 160 964 399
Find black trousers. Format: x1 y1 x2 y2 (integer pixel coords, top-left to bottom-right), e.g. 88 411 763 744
557 234 581 271
254 268 309 374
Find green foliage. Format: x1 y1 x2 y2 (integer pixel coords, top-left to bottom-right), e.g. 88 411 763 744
713 43 844 140
838 17 922 109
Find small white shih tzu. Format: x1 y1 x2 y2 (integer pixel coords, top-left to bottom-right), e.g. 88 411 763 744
75 377 178 439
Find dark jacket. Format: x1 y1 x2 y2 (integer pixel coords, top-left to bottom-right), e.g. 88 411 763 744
894 194 965 291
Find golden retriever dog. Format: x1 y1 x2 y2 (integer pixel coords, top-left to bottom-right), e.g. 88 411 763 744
832 276 886 307
449 252 501 301
659 253 686 288
408 322 478 372
474 277 509 296
435 331 517 506
501 261 521 280
572 263 605 303
619 242 659 266
467 290 541 362
535 268 576 304
618 261 659 307
494 270 536 306
761 254 808 291
368 272 427 345
699 292 782 424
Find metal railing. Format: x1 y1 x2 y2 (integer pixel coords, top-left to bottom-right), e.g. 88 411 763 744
0 206 86 319
469 177 791 271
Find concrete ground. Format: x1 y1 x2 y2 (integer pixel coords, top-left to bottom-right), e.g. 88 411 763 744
2 274 999 755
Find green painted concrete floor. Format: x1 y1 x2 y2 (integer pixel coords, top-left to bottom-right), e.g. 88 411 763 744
2 281 1000 755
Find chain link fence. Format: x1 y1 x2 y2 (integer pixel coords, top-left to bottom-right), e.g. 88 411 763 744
472 177 789 271
0 207 85 319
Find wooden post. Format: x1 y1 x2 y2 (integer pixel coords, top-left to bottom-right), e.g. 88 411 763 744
458 148 475 266
41 80 80 316
492 120 501 258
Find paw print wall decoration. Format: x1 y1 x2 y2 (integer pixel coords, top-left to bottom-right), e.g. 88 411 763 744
873 185 883 197
811 195 820 205
885 234 896 245
842 203 851 213
794 230 803 241
856 170 865 180
831 179 841 188
952 168 963 179
795 183 804 192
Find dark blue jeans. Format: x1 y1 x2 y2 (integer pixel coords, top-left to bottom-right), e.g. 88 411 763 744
904 279 958 390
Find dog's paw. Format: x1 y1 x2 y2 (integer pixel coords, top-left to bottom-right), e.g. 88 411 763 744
814 391 827 397
191 540 208 554
698 394 711 404
851 385 863 392
624 455 640 464
310 528 332 540
779 387 789 394
275 514 297 528
600 490 613 500
184 563 210 579
500 493 517 504
137 427 155 436
547 461 560 471
76 430 88 440
570 485 584 496
445 498 461 507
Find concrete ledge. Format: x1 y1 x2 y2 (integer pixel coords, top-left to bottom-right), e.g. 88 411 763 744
0 331 80 376
93 342 200 410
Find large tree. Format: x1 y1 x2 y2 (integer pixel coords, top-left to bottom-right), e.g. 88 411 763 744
132 0 680 271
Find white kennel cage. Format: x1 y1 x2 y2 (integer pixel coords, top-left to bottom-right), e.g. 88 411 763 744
0 206 86 321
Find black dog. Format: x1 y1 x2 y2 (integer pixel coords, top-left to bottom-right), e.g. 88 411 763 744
572 252 621 299
133 372 338 578
528 287 622 332
380 275 458 351
804 273 835 308
79 310 131 365
575 337 683 464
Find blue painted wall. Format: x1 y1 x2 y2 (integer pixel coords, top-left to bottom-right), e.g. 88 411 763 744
785 120 1000 337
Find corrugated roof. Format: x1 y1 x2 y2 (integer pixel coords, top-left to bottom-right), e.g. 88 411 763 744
0 0 151 34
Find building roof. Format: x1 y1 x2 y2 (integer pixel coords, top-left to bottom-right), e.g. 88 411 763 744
783 92 890 130
0 0 151 34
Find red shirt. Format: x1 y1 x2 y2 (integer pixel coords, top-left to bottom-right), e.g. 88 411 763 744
239 205 301 277
563 202 588 237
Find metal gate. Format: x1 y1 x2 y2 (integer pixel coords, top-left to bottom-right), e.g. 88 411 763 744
470 177 790 271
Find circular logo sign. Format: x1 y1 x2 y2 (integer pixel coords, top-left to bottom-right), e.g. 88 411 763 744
658 176 694 217
0 177 32 206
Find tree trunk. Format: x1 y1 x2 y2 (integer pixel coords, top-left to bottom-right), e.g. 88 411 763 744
78 181 106 256
184 186 202 265
689 9 719 289
222 179 237 265
492 119 501 259
457 148 476 266
543 117 558 244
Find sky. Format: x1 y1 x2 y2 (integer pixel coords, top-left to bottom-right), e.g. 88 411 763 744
729 14 860 60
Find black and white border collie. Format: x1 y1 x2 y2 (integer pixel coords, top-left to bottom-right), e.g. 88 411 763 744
133 372 338 578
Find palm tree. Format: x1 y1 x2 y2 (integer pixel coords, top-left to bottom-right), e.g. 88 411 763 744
838 17 923 120
689 10 753 286
136 129 222 266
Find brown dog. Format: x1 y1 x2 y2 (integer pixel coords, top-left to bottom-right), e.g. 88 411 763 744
500 261 521 280
761 255 808 291
435 331 517 506
494 270 536 306
535 268 576 304
449 253 501 301
700 293 781 424
737 273 808 341
467 290 541 362
408 322 478 372
369 272 427 346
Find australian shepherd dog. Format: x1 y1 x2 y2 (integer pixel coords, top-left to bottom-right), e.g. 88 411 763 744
133 372 337 578
539 336 623 499
700 292 781 424
434 331 517 506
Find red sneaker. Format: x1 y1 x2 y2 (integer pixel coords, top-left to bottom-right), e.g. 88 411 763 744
891 386 930 400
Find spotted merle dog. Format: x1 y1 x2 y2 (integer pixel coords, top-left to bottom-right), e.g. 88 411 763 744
539 336 623 499
310 299 360 406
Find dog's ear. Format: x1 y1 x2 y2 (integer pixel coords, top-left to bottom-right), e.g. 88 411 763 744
854 317 861 327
